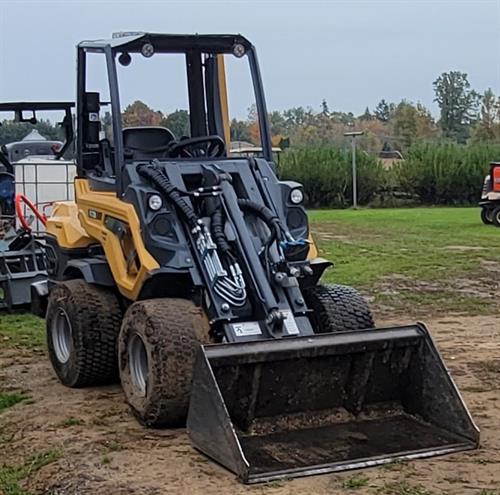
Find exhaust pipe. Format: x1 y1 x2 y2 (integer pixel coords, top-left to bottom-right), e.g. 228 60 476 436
187 323 479 483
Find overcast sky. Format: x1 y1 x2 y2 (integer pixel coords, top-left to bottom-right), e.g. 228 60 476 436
0 0 499 119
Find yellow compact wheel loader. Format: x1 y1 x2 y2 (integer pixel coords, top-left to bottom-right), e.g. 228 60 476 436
44 32 479 483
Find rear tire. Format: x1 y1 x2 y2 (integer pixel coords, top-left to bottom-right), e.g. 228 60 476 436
303 284 374 333
492 206 500 227
46 280 122 387
118 298 210 428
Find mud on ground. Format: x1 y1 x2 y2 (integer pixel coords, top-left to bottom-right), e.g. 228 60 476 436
0 314 499 495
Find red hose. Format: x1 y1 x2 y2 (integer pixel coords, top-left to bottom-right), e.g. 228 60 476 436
15 194 47 231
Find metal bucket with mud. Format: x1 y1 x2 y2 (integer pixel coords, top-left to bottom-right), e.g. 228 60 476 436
187 323 479 483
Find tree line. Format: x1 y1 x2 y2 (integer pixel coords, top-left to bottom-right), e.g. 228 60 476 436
116 70 500 153
1 71 498 155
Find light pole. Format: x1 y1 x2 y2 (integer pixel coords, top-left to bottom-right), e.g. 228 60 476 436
344 131 364 209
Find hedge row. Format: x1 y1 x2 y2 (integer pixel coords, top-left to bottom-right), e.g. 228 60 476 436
279 143 500 207
279 147 385 207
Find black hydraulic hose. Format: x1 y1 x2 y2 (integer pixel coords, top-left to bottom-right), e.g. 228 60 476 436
211 208 232 255
237 198 282 239
137 163 198 230
237 199 277 225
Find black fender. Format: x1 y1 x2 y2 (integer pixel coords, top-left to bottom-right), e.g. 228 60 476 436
63 258 115 287
479 200 500 209
300 257 333 289
30 280 49 317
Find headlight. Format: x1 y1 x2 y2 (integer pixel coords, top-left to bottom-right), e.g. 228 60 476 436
290 188 304 205
148 194 162 211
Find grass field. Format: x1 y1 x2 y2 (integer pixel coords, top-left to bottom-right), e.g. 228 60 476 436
0 206 497 352
310 206 500 316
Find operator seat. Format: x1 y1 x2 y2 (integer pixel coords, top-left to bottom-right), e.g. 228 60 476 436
123 126 176 160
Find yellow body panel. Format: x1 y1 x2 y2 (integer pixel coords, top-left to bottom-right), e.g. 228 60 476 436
217 54 231 147
46 202 93 249
48 179 159 301
307 233 318 259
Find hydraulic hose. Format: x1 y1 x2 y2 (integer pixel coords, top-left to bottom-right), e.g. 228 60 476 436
137 163 198 230
137 163 246 308
211 209 232 255
237 199 278 226
237 198 284 244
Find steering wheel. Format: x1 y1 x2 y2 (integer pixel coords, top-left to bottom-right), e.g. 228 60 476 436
168 135 225 158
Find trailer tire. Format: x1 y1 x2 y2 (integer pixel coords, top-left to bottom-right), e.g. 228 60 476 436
304 284 374 333
492 206 500 227
46 280 122 387
119 298 210 428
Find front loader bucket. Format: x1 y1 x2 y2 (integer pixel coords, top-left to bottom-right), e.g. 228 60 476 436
187 324 479 483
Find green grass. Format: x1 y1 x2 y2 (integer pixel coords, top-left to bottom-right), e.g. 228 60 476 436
59 417 84 427
0 393 29 413
105 441 123 451
0 313 45 349
310 207 500 314
0 450 62 495
342 474 369 489
376 481 437 495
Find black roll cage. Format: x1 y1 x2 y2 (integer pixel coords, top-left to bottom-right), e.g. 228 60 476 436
0 101 74 170
76 33 273 196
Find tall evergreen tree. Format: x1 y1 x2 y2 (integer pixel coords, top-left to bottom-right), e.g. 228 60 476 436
433 71 480 143
374 99 391 122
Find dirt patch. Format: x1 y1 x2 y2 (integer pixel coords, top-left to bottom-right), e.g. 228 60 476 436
376 273 499 298
373 273 500 318
311 230 354 243
481 259 500 273
444 245 487 252
0 315 499 494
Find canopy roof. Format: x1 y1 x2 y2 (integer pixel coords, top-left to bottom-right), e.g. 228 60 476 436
78 32 252 54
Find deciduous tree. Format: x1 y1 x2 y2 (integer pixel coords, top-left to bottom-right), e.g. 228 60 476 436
122 101 162 127
472 88 499 142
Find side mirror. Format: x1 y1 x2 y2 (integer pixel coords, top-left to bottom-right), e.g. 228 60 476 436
83 92 100 148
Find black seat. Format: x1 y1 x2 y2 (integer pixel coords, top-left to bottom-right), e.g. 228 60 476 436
123 126 176 160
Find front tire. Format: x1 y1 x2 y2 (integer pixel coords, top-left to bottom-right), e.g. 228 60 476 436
46 280 122 387
481 206 493 225
118 298 210 428
303 284 374 333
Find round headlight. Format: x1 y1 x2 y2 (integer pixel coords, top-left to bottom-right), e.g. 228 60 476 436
141 42 155 58
118 52 132 66
290 188 304 205
232 43 246 58
148 194 162 211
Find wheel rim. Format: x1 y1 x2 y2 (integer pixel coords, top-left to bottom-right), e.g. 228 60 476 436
51 308 72 363
129 334 148 396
